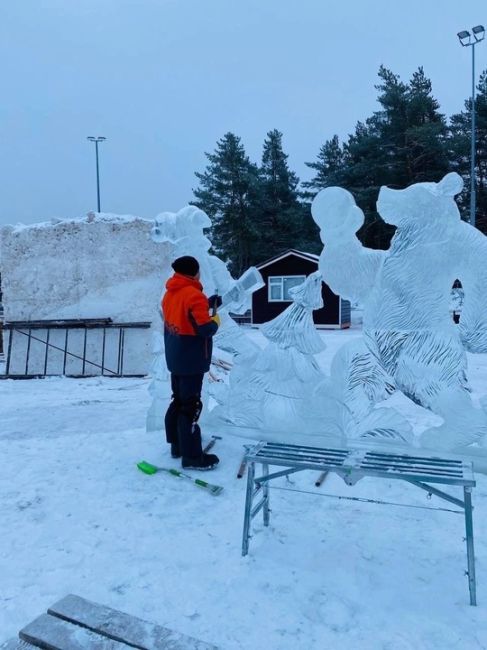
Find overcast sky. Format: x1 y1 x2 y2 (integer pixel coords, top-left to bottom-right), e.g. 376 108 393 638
0 0 486 225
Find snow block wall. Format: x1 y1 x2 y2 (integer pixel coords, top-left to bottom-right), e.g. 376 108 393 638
0 213 174 375
0 213 172 321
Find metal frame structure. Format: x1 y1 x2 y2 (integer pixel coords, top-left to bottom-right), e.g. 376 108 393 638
457 25 485 226
2 318 151 379
242 441 477 605
87 136 107 212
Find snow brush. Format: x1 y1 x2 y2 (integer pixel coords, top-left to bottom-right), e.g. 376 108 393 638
136 461 224 496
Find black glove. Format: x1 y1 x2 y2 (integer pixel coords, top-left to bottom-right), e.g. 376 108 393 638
208 294 223 310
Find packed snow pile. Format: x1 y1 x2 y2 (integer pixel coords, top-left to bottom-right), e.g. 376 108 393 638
0 212 171 323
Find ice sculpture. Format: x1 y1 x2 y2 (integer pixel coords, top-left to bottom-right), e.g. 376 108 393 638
261 271 325 354
312 173 487 451
329 338 395 420
221 266 265 314
206 265 412 443
209 272 328 431
146 205 261 432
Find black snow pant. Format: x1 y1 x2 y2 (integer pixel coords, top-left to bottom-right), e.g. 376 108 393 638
164 373 204 459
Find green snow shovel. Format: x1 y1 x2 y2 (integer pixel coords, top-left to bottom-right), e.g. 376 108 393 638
137 461 224 496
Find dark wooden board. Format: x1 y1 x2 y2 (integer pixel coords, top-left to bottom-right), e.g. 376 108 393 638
0 639 38 650
48 595 217 650
19 613 128 649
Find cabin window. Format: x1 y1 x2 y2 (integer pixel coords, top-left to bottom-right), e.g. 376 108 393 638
268 275 306 302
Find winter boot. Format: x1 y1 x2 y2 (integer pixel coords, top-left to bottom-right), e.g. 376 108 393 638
170 443 181 459
182 453 220 471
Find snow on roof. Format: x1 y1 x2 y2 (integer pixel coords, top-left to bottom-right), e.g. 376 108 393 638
255 249 319 270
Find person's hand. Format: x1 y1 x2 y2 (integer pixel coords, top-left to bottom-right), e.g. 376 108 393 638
208 294 223 311
211 314 221 327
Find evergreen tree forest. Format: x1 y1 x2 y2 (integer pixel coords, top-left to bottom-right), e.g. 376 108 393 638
193 66 487 274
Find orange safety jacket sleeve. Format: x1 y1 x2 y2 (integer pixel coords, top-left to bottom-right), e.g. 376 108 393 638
187 292 218 337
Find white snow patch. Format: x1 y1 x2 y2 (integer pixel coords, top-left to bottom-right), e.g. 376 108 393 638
1 329 487 649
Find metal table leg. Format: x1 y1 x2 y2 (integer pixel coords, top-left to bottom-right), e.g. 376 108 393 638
464 486 477 606
5 328 14 375
262 462 270 527
242 461 255 556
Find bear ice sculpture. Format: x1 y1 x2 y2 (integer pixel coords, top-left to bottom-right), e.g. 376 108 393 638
312 172 487 451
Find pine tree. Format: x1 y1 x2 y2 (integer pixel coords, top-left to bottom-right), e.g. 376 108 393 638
304 66 449 249
341 120 393 248
404 67 450 183
257 129 306 258
449 70 487 232
303 135 345 196
193 133 260 276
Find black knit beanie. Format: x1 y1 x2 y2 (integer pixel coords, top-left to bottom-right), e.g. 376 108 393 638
171 255 200 277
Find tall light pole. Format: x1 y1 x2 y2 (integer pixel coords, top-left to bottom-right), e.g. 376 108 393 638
457 25 485 227
87 136 106 212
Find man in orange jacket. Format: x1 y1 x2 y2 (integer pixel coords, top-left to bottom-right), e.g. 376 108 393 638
162 256 221 470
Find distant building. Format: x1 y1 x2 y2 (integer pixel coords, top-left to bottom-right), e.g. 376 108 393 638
251 249 351 329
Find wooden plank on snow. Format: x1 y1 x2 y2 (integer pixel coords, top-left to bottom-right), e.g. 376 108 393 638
0 640 38 650
48 594 217 649
19 613 129 649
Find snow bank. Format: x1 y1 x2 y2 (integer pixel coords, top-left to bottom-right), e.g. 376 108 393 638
0 212 171 322
0 213 174 375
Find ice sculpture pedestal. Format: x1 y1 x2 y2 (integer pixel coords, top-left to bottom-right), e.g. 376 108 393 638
241 440 478 606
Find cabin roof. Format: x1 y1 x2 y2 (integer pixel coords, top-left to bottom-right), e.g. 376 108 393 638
255 249 319 271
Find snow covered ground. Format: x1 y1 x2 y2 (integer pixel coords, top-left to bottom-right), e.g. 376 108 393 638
1 327 487 648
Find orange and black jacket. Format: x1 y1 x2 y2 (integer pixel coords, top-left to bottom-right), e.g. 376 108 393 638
162 273 219 375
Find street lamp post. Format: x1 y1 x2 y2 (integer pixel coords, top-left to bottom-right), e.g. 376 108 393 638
457 25 485 227
87 136 107 212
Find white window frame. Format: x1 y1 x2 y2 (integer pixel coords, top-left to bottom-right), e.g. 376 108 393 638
268 275 306 303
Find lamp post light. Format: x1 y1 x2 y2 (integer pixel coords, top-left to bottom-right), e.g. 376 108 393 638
457 25 485 227
87 136 107 212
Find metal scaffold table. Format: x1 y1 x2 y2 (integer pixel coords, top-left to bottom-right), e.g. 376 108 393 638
241 440 477 605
